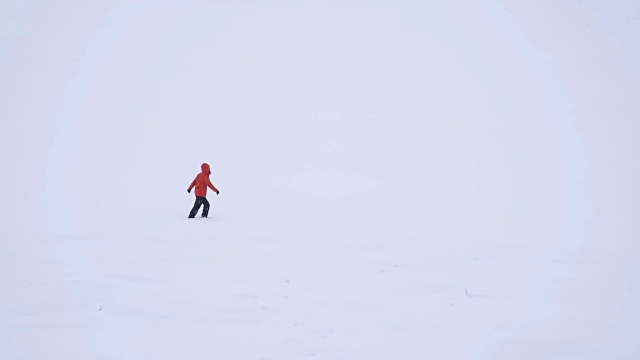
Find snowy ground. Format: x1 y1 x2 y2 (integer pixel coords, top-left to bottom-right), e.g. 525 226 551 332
1 1 640 359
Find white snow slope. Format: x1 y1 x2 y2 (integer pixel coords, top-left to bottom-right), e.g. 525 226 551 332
1 1 640 359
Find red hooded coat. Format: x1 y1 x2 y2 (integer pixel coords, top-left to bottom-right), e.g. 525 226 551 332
188 163 219 197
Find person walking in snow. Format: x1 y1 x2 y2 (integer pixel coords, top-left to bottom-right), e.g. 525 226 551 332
187 163 219 218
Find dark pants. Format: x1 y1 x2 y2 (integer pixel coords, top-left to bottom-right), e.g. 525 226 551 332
189 196 210 218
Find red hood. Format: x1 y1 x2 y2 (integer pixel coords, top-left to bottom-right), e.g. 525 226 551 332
201 163 211 175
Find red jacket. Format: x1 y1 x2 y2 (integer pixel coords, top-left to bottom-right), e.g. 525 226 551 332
188 163 219 197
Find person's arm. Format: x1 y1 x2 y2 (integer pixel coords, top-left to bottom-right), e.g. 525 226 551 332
187 177 197 193
206 178 219 195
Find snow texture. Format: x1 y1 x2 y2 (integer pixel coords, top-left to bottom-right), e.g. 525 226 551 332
1 1 639 359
